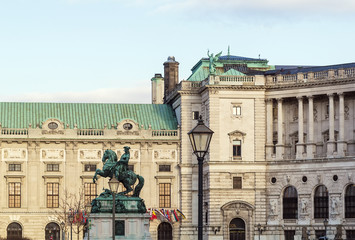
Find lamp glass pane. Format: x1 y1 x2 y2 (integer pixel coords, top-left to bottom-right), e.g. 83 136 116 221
108 178 120 193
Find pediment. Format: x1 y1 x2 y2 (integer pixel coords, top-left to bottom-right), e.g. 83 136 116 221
221 200 255 211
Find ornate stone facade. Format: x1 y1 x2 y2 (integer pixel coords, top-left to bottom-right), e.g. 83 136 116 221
161 54 355 240
0 107 180 239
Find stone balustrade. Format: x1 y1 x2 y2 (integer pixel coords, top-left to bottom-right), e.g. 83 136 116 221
266 67 355 85
0 127 179 140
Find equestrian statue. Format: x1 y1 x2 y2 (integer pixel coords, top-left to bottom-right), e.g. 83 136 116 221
93 146 144 197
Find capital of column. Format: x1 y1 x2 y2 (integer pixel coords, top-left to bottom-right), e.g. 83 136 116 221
327 93 334 98
297 96 303 101
277 98 283 103
265 98 273 103
337 92 344 96
306 95 314 99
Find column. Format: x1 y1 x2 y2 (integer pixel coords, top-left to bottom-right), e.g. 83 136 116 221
266 99 274 159
327 93 336 157
306 96 316 158
296 96 304 159
276 98 284 159
337 92 346 157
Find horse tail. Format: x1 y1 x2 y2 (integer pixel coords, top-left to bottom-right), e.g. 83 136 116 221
133 175 144 197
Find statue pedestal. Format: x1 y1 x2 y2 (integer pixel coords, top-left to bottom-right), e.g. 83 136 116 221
89 213 152 240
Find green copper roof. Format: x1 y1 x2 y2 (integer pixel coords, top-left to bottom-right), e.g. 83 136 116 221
187 54 274 82
222 69 245 76
0 102 178 130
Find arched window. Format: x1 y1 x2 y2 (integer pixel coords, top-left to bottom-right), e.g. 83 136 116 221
7 222 22 239
283 186 298 219
158 222 172 240
345 184 355 218
314 185 329 218
45 222 60 240
229 218 245 240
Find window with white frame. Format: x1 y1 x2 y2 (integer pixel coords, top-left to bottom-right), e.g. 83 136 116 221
232 106 241 116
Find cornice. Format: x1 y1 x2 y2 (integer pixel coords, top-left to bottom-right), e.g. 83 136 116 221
266 78 355 90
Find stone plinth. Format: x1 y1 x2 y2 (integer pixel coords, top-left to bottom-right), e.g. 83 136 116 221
89 213 152 240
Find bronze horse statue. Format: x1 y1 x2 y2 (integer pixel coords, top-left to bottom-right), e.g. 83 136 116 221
93 147 144 197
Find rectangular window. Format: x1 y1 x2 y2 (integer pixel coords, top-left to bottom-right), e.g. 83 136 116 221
84 183 97 205
128 164 134 172
192 111 199 120
284 230 295 240
9 164 21 171
347 230 355 240
84 164 96 172
315 230 325 239
233 140 242 158
47 164 59 172
9 183 21 208
233 177 242 189
47 183 59 208
159 165 171 172
233 106 241 116
159 183 171 208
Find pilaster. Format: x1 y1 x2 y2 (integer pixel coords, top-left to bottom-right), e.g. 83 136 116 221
296 96 304 159
276 98 284 159
306 96 316 159
327 93 336 157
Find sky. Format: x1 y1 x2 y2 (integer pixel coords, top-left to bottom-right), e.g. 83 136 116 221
0 0 355 104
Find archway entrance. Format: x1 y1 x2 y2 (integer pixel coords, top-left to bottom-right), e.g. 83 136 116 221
230 218 245 240
158 222 172 240
7 222 22 239
45 222 60 240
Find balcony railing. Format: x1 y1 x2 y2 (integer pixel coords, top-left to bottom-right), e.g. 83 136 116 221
219 75 254 83
1 128 28 136
267 67 355 85
152 130 178 137
78 129 104 136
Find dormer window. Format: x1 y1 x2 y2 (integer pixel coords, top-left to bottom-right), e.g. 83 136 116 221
48 122 58 130
123 123 133 130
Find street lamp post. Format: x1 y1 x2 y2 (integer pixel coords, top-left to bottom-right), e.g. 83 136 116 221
68 211 74 240
257 224 264 240
188 116 214 240
324 218 328 240
108 177 120 240
60 222 65 240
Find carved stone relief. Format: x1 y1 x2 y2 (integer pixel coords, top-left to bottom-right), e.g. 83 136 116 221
41 149 65 160
313 106 318 121
268 199 278 220
344 105 349 120
117 149 140 161
2 148 27 161
79 149 102 161
330 196 340 218
153 149 176 160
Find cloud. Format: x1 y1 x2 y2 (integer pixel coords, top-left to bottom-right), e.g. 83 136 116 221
0 87 151 104
154 0 355 15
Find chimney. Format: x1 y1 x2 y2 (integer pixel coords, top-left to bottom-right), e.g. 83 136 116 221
151 73 164 104
163 56 179 95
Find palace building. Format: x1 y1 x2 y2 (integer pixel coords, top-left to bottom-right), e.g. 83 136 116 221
0 52 355 240
0 103 180 239
152 54 355 240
